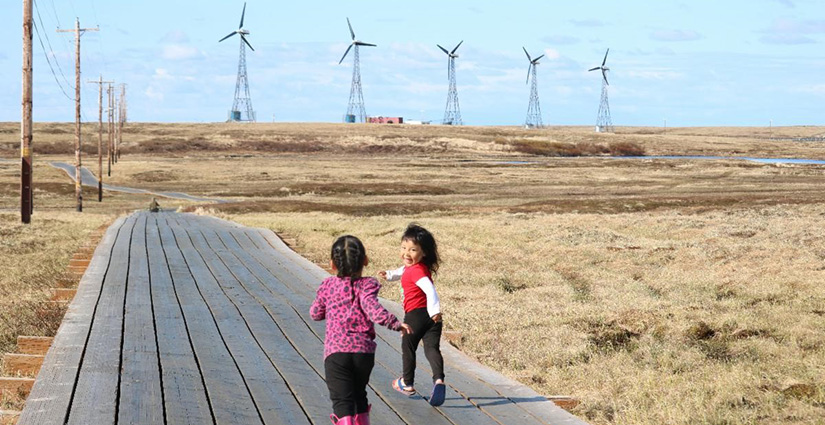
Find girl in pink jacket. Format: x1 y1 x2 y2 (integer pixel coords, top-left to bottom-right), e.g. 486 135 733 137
311 235 411 425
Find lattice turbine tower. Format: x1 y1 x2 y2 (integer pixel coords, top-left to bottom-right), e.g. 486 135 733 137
219 2 256 122
589 48 613 132
523 47 545 128
439 41 463 125
339 18 375 123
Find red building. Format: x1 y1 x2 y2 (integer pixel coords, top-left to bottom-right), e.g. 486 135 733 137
367 116 404 124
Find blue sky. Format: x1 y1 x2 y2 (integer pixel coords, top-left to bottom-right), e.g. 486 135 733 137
1 0 823 126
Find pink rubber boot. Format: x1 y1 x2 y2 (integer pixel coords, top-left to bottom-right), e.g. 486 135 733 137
330 414 356 425
354 404 371 425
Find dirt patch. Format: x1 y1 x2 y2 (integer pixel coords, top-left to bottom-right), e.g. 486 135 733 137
187 199 450 216
130 170 181 183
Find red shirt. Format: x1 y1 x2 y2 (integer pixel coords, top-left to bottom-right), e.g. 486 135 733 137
401 263 432 312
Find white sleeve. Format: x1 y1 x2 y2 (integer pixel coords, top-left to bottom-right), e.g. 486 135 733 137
384 266 405 281
414 276 441 317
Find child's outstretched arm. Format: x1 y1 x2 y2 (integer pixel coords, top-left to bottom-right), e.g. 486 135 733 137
379 265 405 281
309 284 327 321
414 276 441 321
358 278 404 331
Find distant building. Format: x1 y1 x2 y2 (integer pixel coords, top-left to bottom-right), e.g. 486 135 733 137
367 116 403 124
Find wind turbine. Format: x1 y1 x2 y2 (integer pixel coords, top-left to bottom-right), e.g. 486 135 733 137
219 2 255 122
339 18 376 123
438 41 463 125
588 48 613 132
523 47 545 128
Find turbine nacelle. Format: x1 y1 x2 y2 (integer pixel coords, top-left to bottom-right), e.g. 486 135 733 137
438 41 463 59
339 18 376 64
219 2 254 51
588 48 610 85
523 47 545 84
438 41 463 79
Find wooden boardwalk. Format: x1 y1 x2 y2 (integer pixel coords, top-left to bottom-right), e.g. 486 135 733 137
18 212 587 425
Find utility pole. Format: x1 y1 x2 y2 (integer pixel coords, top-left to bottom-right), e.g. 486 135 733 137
21 0 33 223
58 19 98 212
118 84 126 160
107 83 114 170
87 76 112 201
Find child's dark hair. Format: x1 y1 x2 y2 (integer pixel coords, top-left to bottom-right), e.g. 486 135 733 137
402 223 440 274
331 235 366 279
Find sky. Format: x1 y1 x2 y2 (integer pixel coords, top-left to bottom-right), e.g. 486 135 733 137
0 0 823 126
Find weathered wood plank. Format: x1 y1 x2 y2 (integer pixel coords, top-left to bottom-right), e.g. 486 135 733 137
0 410 20 425
66 215 138 425
16 337 53 356
118 213 163 424
0 378 34 396
156 216 263 425
176 224 310 424
50 288 76 302
2 354 43 376
17 216 128 425
145 214 212 425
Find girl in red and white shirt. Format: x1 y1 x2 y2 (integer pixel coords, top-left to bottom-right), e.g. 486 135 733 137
380 224 446 407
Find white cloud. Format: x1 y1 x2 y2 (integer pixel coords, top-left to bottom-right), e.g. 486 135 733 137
153 68 172 80
542 48 561 60
162 45 201 60
760 18 825 44
160 30 190 43
144 86 164 101
760 34 816 44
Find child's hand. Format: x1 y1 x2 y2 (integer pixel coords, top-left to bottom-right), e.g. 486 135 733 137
431 313 442 323
378 270 387 279
400 323 412 335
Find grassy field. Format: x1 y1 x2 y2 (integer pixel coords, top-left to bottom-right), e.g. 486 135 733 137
1 122 824 423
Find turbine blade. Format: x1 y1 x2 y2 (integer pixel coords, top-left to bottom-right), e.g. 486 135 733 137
523 47 531 61
602 69 609 85
526 64 532 84
451 40 463 54
588 66 600 71
241 34 254 51
534 54 545 62
602 48 609 66
438 44 449 55
356 41 376 47
219 31 237 42
347 17 355 40
339 44 353 64
239 2 246 28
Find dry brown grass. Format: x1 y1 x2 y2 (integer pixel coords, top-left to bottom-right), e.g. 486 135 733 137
1 122 824 423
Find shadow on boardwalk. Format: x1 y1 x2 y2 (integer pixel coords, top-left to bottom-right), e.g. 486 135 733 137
17 211 588 425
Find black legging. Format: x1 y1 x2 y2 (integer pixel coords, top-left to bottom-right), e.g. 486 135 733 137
324 352 375 418
402 307 444 387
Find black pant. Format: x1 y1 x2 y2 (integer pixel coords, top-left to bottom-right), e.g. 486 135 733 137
402 307 444 387
325 352 375 418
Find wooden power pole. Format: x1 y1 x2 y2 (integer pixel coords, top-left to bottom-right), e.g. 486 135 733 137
107 83 114 171
87 76 112 202
118 84 126 160
58 19 97 212
21 0 33 223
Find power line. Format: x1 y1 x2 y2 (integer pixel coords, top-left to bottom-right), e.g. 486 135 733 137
32 19 73 100
33 0 73 90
